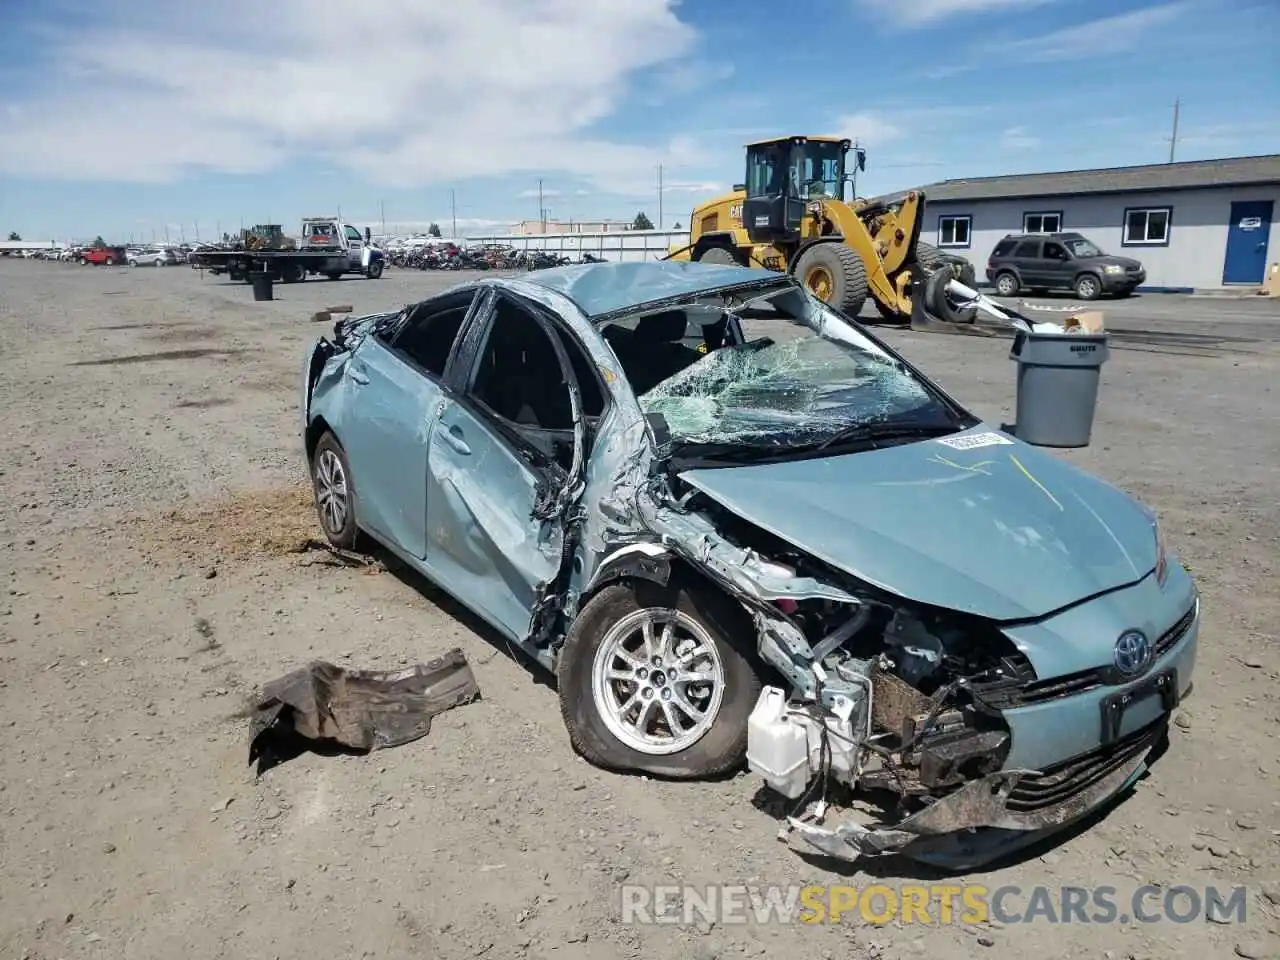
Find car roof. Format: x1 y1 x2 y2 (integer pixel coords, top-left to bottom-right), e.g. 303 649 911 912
1000 231 1086 242
512 261 787 320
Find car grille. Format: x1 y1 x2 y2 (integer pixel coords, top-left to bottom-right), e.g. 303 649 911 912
1005 718 1165 813
972 604 1196 710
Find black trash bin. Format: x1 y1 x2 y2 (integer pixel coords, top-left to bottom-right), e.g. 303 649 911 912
1009 330 1109 447
250 271 274 302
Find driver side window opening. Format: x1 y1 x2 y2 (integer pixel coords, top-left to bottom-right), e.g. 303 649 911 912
383 290 475 378
345 226 364 243
467 296 606 467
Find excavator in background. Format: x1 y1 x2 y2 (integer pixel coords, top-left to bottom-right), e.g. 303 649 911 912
666 135 975 322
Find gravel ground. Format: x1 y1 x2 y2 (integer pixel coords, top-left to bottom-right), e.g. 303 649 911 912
1 258 1278 960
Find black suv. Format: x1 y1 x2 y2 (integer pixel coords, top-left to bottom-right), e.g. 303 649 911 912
985 232 1145 300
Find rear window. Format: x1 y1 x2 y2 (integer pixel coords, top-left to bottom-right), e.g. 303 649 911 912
991 239 1018 257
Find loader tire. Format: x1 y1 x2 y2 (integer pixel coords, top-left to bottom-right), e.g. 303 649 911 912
696 245 740 266
793 243 868 317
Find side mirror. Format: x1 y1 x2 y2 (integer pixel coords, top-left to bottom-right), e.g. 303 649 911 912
732 183 746 192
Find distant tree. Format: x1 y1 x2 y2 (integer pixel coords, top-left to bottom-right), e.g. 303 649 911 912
672 222 682 230
631 212 654 231
6 231 20 241
428 222 442 237
92 236 106 248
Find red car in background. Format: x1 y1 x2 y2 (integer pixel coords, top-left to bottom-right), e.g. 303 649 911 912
81 246 127 266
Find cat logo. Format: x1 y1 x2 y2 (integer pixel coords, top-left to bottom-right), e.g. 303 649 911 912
730 204 742 222
697 342 709 354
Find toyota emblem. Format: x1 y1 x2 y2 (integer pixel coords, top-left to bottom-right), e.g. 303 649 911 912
1113 630 1152 677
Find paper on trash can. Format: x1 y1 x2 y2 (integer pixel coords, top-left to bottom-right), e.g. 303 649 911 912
1063 310 1105 334
1015 310 1105 335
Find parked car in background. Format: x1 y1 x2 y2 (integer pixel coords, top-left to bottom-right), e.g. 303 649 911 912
986 232 1146 300
300 260 1197 868
80 246 127 266
128 245 181 267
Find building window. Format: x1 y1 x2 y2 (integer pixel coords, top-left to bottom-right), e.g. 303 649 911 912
1023 211 1062 234
938 215 971 248
1122 207 1172 246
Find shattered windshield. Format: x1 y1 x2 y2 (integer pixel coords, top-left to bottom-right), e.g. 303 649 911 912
610 286 965 458
1065 238 1103 257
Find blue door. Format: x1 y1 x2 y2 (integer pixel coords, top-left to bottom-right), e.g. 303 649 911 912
1223 200 1273 284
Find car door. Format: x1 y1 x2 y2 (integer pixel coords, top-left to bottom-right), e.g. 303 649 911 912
338 288 478 558
1040 240 1072 288
344 225 365 269
424 290 596 643
1012 238 1045 286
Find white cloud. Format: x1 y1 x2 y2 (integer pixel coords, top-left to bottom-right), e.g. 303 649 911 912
831 112 906 146
0 0 706 192
1000 3 1191 61
855 0 1059 27
518 188 565 199
1000 126 1041 149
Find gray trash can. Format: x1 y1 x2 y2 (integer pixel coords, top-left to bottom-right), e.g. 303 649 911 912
250 271 274 302
1009 330 1109 447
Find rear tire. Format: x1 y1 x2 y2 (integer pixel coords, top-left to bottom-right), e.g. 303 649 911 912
325 271 343 281
994 272 1020 297
792 242 868 316
695 245 740 266
557 581 761 779
914 240 946 270
282 262 306 283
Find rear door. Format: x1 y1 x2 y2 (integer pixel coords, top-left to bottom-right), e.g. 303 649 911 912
425 291 600 642
337 288 478 558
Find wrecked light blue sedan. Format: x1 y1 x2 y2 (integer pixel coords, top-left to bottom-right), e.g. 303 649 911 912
300 261 1198 867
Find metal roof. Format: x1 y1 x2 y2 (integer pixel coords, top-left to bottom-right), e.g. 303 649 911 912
921 154 1280 203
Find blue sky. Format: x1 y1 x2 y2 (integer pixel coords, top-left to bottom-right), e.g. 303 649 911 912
1 0 1277 242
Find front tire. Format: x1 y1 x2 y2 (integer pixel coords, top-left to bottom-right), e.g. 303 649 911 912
310 432 358 549
1074 273 1102 300
557 581 761 779
366 259 384 279
792 242 869 316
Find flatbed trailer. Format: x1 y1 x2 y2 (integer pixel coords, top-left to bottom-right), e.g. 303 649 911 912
188 218 385 283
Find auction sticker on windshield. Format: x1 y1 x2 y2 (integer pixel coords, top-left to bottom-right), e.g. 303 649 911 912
935 431 1015 450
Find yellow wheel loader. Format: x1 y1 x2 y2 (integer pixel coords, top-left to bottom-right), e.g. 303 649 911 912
667 135 968 321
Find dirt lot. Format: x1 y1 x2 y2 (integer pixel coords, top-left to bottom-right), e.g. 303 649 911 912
1 258 1278 960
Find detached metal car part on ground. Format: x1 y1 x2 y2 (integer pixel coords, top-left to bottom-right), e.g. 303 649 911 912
299 261 1199 869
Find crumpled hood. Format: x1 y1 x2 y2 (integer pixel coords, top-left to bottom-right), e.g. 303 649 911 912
678 425 1158 621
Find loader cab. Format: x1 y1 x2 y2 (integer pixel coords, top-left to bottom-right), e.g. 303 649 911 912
741 136 850 243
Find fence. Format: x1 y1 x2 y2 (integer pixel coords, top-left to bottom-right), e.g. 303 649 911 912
464 229 691 262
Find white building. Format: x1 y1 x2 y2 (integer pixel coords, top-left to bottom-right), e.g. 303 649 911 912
920 154 1280 291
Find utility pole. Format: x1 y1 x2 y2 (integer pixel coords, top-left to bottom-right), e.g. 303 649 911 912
1167 98 1180 163
538 179 545 233
657 164 663 231
194 220 200 241
380 200 386 238
337 205 342 224
451 189 457 238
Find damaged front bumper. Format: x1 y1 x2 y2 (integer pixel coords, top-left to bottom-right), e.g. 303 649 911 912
789 719 1160 866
